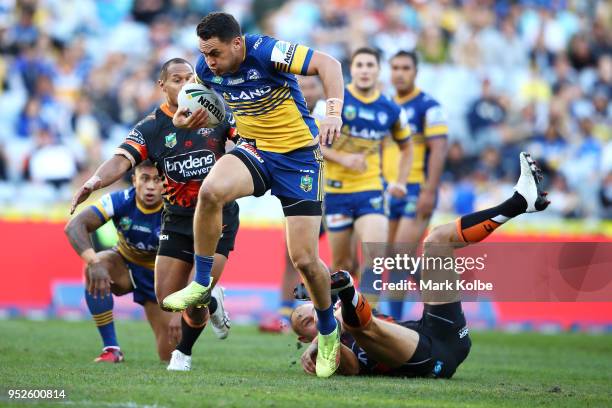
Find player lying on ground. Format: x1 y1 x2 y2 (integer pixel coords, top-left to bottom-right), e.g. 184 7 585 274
65 161 174 362
292 152 549 377
161 12 346 377
70 58 235 371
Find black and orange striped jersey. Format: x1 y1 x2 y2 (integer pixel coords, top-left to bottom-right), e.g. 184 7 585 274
116 103 237 217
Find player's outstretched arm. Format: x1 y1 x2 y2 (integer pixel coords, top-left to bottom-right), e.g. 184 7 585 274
70 155 132 214
64 208 113 298
305 51 344 146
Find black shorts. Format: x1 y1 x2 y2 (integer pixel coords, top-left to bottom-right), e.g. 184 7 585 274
157 201 239 262
392 302 471 378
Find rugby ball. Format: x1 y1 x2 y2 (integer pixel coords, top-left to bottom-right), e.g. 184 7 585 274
177 83 226 128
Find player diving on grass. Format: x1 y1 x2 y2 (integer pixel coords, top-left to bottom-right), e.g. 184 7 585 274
321 47 412 309
293 153 549 377
382 50 449 320
70 58 237 371
65 160 173 362
161 12 346 377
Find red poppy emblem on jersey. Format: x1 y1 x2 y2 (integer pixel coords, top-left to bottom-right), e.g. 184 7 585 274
185 140 193 148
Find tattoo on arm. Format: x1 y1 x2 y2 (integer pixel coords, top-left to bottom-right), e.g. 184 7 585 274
65 208 105 256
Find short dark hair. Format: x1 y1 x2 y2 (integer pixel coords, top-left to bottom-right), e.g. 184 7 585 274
135 159 156 171
159 58 193 81
197 12 242 42
351 47 381 65
391 50 418 69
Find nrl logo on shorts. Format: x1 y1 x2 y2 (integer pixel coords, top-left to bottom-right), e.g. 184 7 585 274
165 133 177 148
300 175 313 192
119 216 132 231
344 105 357 121
369 196 383 209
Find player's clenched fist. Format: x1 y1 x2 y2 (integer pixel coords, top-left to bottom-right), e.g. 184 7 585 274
173 106 209 129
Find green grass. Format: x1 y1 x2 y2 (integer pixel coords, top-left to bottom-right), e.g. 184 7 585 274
0 320 611 408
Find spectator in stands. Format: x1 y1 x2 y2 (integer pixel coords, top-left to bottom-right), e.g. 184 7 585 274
22 124 80 189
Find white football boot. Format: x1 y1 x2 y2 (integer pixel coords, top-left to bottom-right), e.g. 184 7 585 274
513 152 550 213
166 349 191 371
209 286 231 340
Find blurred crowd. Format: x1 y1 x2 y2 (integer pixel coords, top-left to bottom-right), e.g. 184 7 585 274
0 0 610 221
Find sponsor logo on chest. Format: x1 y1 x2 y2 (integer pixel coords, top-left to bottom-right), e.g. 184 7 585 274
163 149 216 182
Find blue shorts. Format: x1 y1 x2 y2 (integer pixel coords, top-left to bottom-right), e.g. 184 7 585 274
126 262 156 306
324 190 385 232
230 140 323 216
388 183 438 220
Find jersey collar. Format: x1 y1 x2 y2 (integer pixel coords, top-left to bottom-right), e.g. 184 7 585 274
136 199 163 214
160 103 175 119
394 87 421 105
347 83 381 104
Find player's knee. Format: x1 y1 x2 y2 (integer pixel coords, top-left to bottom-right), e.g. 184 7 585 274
291 254 319 278
198 182 227 208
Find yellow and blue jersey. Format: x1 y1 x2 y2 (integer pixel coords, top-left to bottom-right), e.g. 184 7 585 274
195 34 318 153
90 188 162 270
324 84 410 193
383 88 448 185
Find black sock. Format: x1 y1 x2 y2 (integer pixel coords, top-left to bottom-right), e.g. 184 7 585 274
208 297 218 315
337 286 363 328
176 316 205 356
461 192 527 229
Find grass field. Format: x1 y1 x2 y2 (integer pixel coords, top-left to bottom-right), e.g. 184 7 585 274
0 320 611 408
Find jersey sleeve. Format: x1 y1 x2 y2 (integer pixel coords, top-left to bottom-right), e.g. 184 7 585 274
194 55 207 84
115 114 156 167
256 35 314 76
391 105 411 144
89 190 125 223
424 104 448 138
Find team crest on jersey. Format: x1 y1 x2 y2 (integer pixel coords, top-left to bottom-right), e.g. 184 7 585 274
212 76 223 84
300 175 313 192
165 133 177 148
119 216 132 231
377 111 388 125
344 105 357 121
247 69 260 81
